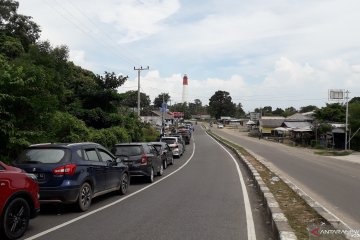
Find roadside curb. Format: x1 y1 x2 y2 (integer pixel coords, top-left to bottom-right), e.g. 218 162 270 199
208 132 297 240
208 131 357 240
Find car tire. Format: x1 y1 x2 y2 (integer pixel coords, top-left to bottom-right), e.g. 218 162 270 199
78 182 92 212
170 156 174 165
1 197 30 240
157 164 164 176
119 173 129 195
148 167 154 183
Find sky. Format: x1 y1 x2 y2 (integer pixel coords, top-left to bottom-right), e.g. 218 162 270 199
17 0 360 112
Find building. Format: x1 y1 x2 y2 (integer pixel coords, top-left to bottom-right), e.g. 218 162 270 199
141 110 174 126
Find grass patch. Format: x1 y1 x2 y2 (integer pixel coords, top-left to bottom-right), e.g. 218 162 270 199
315 150 352 156
207 130 347 240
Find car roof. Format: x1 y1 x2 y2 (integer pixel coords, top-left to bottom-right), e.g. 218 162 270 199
28 142 101 149
113 143 147 146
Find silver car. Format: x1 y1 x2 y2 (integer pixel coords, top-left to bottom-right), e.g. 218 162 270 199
160 137 184 158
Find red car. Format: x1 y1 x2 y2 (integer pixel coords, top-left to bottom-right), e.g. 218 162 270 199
0 161 40 240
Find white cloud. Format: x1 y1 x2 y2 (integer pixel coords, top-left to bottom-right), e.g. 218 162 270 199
95 0 180 43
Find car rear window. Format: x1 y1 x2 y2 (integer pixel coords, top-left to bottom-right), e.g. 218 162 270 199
113 146 142 156
153 145 162 152
161 138 175 144
16 148 69 164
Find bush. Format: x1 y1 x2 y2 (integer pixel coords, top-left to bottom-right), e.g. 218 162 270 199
47 111 90 142
142 127 158 142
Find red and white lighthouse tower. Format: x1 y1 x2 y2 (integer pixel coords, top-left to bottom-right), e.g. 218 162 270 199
182 74 188 103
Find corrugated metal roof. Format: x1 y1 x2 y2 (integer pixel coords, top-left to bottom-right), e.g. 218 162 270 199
260 118 284 128
283 121 313 129
286 113 313 121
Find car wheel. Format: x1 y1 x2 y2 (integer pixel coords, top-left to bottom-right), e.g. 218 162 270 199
163 157 168 169
78 182 92 212
119 173 129 195
157 164 164 176
170 156 174 165
148 167 154 183
1 198 30 240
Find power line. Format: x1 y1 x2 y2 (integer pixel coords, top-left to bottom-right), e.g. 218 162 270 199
41 0 139 73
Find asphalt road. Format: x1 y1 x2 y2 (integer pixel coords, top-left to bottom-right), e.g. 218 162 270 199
212 127 360 230
21 126 272 240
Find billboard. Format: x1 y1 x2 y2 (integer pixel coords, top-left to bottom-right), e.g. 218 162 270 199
328 89 344 100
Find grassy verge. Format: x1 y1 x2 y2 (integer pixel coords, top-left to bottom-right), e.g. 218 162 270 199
314 150 352 156
207 130 347 240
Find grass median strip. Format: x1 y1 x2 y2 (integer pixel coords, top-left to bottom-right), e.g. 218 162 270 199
208 130 347 240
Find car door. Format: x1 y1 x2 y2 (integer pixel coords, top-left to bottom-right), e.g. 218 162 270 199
97 148 122 190
83 148 107 193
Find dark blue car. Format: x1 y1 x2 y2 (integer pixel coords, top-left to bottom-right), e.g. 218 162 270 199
13 142 129 211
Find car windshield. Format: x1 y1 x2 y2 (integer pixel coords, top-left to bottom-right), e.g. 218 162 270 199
16 148 69 164
114 146 142 156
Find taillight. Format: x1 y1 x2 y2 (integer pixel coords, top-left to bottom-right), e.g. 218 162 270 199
53 164 77 175
140 154 148 165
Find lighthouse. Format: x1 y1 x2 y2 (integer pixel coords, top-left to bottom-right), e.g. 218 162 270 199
182 74 188 103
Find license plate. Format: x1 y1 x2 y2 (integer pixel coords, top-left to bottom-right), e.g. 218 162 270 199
35 173 45 180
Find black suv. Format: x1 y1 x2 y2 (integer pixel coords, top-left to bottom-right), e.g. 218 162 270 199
111 143 163 183
13 142 129 211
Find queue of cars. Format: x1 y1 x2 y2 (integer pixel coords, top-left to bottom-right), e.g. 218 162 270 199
0 123 193 239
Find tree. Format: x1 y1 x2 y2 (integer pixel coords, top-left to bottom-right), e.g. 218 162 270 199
315 103 345 122
272 107 284 116
153 93 170 108
262 106 273 116
0 0 40 51
283 106 297 117
349 97 360 104
208 90 236 119
235 103 245 118
300 105 318 113
349 102 360 150
120 90 150 109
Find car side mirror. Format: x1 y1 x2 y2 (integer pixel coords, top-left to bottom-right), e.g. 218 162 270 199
115 157 122 163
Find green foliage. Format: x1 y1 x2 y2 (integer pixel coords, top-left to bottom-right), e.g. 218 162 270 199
315 103 345 122
142 127 158 142
282 106 297 117
272 107 284 116
208 90 236 119
120 90 151 108
47 111 90 142
0 1 155 162
349 97 360 104
349 103 360 150
299 105 318 113
153 93 170 108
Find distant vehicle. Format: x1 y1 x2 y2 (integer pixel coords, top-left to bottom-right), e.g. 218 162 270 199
217 124 224 129
169 134 187 149
0 161 40 240
150 142 174 169
13 143 129 212
160 137 184 158
112 143 163 183
176 130 191 144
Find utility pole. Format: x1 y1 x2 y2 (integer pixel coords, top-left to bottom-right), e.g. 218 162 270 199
134 66 149 117
345 90 350 150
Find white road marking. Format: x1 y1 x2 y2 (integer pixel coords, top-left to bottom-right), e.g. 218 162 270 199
25 141 196 240
207 132 257 240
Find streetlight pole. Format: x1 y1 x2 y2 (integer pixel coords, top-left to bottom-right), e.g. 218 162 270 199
134 66 149 117
345 90 350 150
